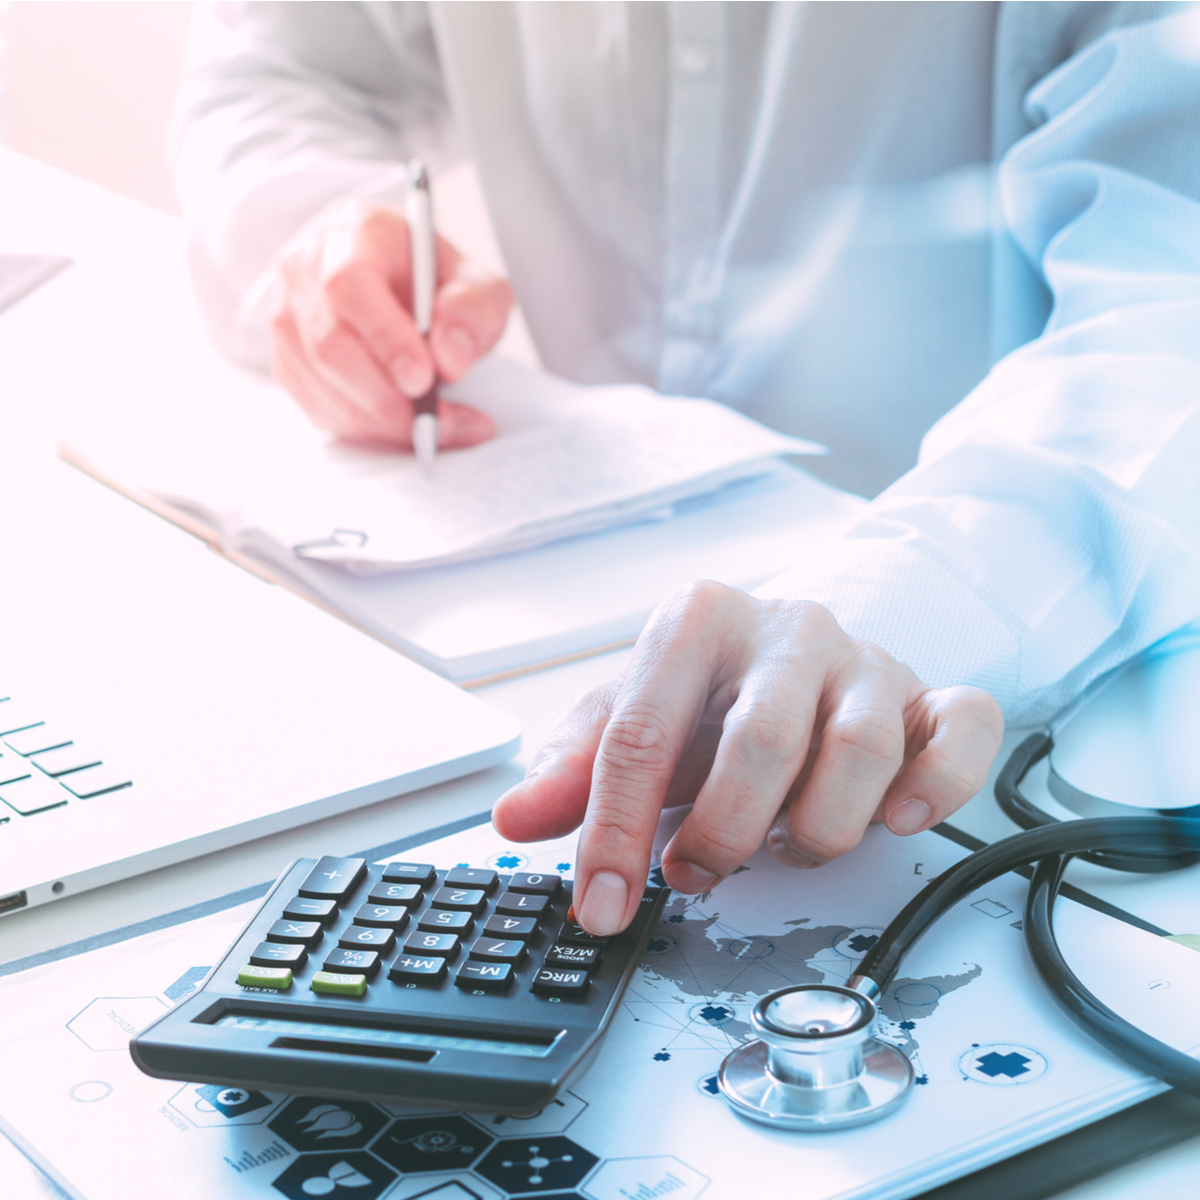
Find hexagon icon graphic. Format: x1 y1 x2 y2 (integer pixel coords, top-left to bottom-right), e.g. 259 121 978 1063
389 1175 503 1200
372 1115 494 1174
269 1098 388 1151
67 997 168 1052
474 1135 599 1194
582 1156 709 1200
467 1091 587 1137
171 1082 287 1127
271 1151 396 1200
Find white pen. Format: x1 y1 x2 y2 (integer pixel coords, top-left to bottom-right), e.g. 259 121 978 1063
405 159 438 469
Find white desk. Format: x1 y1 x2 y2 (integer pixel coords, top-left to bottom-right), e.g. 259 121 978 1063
2 149 1198 1199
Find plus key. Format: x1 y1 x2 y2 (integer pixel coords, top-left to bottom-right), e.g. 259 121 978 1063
298 856 367 901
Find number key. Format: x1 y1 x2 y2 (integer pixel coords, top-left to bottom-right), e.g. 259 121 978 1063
339 925 396 953
483 914 538 942
508 872 561 897
368 882 422 908
495 891 549 917
353 903 410 932
430 886 486 914
418 909 473 933
468 938 526 966
402 931 461 958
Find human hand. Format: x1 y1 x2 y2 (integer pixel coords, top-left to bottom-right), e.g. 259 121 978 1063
270 199 513 446
493 582 1003 936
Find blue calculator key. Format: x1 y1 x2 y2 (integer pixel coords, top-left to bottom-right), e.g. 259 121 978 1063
431 886 486 914
266 920 323 949
418 908 473 933
532 967 590 998
545 944 601 971
483 914 538 942
282 896 338 926
339 925 396 953
368 882 422 907
444 867 498 893
508 872 561 897
468 937 526 965
299 856 366 901
249 941 307 969
403 931 461 958
455 961 514 992
381 861 436 887
353 903 410 931
495 891 549 917
389 955 448 985
323 947 380 977
557 923 609 948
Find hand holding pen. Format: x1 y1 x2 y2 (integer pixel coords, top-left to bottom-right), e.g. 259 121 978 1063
269 161 513 451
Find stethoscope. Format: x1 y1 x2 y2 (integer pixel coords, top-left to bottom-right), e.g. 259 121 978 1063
718 632 1200 1131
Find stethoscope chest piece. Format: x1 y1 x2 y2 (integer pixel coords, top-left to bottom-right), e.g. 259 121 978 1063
718 984 913 1131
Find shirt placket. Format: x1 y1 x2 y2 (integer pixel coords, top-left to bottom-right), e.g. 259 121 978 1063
658 2 727 398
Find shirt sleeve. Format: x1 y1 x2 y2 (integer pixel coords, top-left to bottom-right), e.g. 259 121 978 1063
172 1 457 372
757 8 1200 728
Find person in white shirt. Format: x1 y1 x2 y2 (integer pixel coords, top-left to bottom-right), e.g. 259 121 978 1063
175 2 1200 936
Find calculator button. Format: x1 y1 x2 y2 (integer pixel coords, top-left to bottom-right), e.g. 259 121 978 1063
353 903 411 932
544 944 601 971
282 897 338 926
237 965 293 990
299 856 367 901
323 947 381 977
508 872 561 897
483 914 538 942
444 867 498 893
250 941 307 969
403 931 461 958
468 938 527 966
381 861 436 887
418 909 473 933
455 961 514 992
311 971 368 997
389 956 448 985
339 925 396 953
430 886 486 914
495 891 549 917
532 967 590 998
266 920 324 949
556 923 609 948
367 882 422 908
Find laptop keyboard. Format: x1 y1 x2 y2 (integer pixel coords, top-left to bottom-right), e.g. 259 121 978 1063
0 696 132 822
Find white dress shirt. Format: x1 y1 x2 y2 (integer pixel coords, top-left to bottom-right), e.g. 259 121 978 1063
175 1 1200 727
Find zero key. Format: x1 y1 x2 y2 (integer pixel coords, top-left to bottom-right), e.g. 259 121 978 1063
299 856 366 901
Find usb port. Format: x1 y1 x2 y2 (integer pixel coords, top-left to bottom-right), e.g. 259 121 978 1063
0 890 28 914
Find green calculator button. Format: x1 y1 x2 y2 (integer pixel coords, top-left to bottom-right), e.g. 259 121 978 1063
311 971 369 997
237 965 293 989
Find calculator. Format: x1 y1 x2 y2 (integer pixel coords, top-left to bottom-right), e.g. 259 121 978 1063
131 855 668 1114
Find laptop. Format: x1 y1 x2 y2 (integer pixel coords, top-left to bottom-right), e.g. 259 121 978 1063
0 452 521 918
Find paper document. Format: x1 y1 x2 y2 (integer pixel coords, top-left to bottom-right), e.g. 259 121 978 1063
2 814 1197 1200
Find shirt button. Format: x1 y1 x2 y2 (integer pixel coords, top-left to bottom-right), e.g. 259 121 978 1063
678 44 712 75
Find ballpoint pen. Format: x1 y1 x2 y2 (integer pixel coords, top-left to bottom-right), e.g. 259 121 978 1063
405 159 438 469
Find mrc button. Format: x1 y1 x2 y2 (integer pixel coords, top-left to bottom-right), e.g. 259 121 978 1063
532 967 589 999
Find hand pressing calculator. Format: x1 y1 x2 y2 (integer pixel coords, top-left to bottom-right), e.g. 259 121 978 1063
132 855 668 1114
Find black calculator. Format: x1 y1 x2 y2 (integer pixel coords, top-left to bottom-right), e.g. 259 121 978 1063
132 855 668 1114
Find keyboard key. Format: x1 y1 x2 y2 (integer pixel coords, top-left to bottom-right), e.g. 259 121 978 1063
544 944 601 971
323 947 380 977
430 886 486 914
339 925 396 953
353 903 410 931
557 923 609 948
0 772 68 816
282 897 339 926
58 763 132 799
0 702 43 737
483 914 538 942
455 961 514 992
3 723 72 757
250 941 307 969
389 956 447 985
0 752 32 786
417 908 473 934
237 965 292 990
495 891 549 917
468 938 526 966
311 971 368 997
444 867 498 893
508 872 561 897
367 882 422 908
30 743 102 778
266 920 323 949
532 967 590 998
381 861 436 887
299 856 366 901
402 931 460 959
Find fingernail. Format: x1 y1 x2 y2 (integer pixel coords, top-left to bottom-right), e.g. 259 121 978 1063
445 325 476 360
395 364 431 397
887 798 932 836
768 834 825 870
665 861 721 894
577 871 629 937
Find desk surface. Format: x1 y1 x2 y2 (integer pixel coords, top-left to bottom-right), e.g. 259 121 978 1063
2 148 1198 1199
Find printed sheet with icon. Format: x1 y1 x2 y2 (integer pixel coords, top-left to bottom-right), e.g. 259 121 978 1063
2 811 1200 1200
